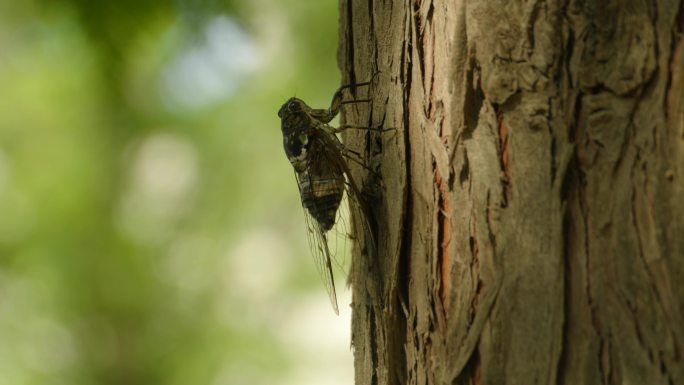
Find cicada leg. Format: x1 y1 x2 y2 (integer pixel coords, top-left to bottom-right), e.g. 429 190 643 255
340 148 383 181
309 80 374 123
332 125 395 134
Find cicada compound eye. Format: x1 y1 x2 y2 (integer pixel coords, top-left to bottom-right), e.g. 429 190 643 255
287 100 299 112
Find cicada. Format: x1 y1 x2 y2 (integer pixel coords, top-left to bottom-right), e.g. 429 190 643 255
278 81 380 314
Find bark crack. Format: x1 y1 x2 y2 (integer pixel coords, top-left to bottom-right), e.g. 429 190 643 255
467 198 481 327
435 165 452 314
494 106 511 208
346 0 356 84
412 1 426 89
557 184 572 385
369 308 379 385
462 59 484 139
577 166 608 383
394 4 414 385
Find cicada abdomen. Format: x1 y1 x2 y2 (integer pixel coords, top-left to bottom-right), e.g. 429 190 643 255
297 165 345 232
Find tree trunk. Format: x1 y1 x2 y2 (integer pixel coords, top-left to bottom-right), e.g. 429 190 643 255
338 1 684 384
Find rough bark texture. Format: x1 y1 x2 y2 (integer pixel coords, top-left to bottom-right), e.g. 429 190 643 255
338 1 684 384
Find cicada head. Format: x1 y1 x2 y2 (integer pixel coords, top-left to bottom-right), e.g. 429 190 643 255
278 97 306 120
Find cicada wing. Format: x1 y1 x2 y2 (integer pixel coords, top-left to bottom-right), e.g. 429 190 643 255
318 130 377 254
326 193 352 272
342 176 376 265
294 171 340 315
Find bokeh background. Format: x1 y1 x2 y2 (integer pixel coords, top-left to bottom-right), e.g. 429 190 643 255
0 1 353 384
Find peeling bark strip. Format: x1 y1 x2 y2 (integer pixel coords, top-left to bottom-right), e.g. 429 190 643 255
339 1 684 384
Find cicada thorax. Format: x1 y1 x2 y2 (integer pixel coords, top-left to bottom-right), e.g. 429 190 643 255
281 110 312 173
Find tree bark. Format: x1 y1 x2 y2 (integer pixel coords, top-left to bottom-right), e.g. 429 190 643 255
338 1 684 384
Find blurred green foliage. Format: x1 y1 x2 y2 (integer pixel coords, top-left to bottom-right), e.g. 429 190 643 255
0 1 351 384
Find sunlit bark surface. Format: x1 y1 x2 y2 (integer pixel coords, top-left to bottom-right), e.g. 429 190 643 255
339 1 684 384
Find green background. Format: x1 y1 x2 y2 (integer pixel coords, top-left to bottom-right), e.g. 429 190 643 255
0 1 352 384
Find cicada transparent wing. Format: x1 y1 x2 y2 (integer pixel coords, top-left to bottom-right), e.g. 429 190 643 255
294 170 341 314
291 131 352 314
293 168 370 314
